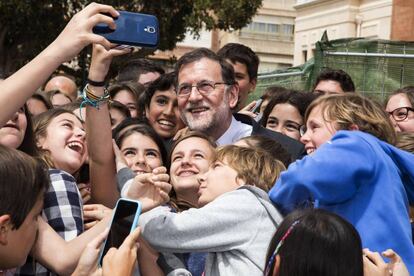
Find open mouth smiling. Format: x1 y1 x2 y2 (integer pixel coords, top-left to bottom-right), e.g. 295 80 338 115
67 141 84 154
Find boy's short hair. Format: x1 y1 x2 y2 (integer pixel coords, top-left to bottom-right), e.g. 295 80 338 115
0 145 50 229
260 86 289 102
215 145 285 192
305 94 396 145
217 43 259 81
117 58 165 83
175 48 236 87
139 72 175 113
314 69 355 93
237 135 292 168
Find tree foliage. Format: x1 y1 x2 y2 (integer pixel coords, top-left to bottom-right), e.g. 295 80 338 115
0 0 262 79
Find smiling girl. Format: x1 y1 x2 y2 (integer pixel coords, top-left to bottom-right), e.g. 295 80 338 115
140 72 185 145
261 90 315 141
269 93 414 274
33 108 86 240
385 86 414 133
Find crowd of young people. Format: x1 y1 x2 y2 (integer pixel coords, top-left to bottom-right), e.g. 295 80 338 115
0 3 413 276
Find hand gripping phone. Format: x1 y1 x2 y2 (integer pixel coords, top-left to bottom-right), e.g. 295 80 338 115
98 198 142 266
93 11 159 48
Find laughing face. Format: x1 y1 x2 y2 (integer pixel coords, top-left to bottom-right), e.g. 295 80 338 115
37 113 86 174
300 104 338 155
146 88 185 139
0 107 27 149
170 137 215 195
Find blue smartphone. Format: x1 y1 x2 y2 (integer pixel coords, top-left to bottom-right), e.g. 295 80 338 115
93 11 159 48
98 198 142 266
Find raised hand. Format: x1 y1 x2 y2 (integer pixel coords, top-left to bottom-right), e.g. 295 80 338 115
126 167 172 212
71 228 109 276
83 204 113 230
363 248 409 276
88 43 132 83
112 139 128 172
102 227 141 276
237 100 258 119
52 3 119 62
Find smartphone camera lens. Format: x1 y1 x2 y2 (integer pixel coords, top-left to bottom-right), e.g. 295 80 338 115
144 26 156 34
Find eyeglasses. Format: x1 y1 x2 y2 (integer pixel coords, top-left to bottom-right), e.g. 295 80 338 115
176 81 228 97
387 107 414 122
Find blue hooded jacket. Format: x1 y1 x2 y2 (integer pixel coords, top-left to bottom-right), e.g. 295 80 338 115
269 130 414 273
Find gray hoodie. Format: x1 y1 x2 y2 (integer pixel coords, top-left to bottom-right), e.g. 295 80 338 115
141 185 283 276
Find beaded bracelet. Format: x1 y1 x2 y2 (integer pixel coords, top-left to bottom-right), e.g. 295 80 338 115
79 84 110 119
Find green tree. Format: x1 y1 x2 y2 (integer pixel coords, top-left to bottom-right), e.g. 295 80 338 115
0 0 262 80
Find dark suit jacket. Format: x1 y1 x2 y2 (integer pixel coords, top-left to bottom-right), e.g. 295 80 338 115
234 113 306 161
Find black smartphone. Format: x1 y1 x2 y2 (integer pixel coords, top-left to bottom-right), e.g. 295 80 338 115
98 198 142 266
93 11 159 48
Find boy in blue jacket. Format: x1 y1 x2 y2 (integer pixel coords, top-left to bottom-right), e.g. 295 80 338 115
269 94 414 274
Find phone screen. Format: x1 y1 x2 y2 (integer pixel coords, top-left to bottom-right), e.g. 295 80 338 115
99 200 140 265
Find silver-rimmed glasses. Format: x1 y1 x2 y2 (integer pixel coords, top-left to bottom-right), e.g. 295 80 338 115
175 81 228 98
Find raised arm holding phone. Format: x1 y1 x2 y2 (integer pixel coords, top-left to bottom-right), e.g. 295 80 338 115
0 2 117 126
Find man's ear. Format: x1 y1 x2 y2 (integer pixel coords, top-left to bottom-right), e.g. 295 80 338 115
248 78 257 94
349 124 359 131
272 254 281 276
0 215 11 245
228 84 239 109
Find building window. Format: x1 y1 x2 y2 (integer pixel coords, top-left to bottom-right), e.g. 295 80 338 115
302 50 308 62
240 22 294 41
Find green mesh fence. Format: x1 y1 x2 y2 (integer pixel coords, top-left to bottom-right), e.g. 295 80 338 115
251 35 414 102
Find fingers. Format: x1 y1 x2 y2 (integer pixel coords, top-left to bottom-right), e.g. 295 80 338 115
84 209 111 221
241 100 256 112
78 183 91 190
79 185 91 203
88 34 112 50
83 204 101 211
152 166 167 175
154 181 172 194
85 220 99 230
112 139 121 155
82 194 91 204
134 172 154 184
363 249 385 265
104 247 117 260
120 227 141 250
238 110 257 118
151 173 169 183
88 13 117 30
88 228 110 249
159 190 171 203
173 127 189 141
82 2 119 19
382 249 402 263
108 46 134 57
